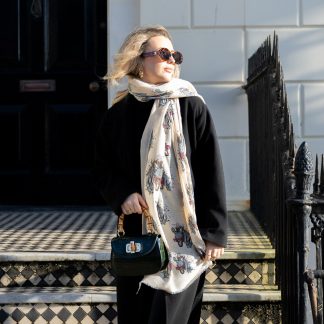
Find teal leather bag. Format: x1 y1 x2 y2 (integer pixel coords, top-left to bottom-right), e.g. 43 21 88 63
111 209 169 276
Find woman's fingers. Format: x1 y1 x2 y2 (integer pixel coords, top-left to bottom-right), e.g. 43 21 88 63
132 195 144 214
205 248 224 261
212 248 224 259
121 193 147 215
204 241 225 261
138 194 148 209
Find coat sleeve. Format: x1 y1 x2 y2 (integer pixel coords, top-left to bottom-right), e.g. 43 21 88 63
191 100 228 247
94 109 138 215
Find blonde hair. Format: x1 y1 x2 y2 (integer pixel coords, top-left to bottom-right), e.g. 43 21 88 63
106 25 180 86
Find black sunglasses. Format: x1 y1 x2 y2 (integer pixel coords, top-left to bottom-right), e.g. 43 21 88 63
141 48 183 65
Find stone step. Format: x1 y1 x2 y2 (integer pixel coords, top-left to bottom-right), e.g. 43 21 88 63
0 257 275 288
0 286 281 323
0 286 281 304
0 248 275 262
0 209 276 289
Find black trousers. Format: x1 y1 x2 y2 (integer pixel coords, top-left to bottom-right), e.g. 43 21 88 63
116 273 205 324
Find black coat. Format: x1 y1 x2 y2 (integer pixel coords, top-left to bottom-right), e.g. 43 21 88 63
94 94 227 247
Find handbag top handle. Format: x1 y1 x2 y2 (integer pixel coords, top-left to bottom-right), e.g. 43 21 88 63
117 208 154 236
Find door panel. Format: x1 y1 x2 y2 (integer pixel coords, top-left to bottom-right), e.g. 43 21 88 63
0 1 29 69
0 105 30 170
0 5 19 64
0 0 107 205
46 104 94 171
44 0 94 71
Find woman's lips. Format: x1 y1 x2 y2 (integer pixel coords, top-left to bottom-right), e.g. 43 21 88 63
164 68 174 73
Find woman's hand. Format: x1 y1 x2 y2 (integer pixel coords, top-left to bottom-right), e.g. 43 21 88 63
121 193 148 215
204 241 224 262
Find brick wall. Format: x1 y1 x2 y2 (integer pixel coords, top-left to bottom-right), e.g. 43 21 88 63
108 0 324 207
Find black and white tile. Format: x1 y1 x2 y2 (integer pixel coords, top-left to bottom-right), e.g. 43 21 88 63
0 208 272 253
0 302 281 324
205 260 275 285
0 262 116 288
0 207 116 252
0 303 118 324
200 303 281 324
0 260 273 288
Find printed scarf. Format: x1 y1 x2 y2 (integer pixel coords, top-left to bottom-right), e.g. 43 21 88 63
129 78 211 294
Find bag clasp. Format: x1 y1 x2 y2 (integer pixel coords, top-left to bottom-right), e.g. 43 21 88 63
126 241 142 253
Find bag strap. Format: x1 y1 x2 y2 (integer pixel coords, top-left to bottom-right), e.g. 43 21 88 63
117 208 154 236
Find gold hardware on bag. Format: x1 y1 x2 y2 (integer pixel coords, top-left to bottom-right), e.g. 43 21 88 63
117 214 126 236
117 208 155 237
126 241 142 253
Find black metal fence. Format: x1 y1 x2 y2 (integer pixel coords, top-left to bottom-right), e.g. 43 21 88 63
244 33 324 323
305 156 324 323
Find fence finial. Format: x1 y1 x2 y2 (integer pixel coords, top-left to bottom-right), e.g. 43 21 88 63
294 142 314 200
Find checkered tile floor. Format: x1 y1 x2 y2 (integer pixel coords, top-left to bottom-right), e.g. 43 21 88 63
0 303 118 324
0 259 275 288
200 303 281 324
0 207 115 252
227 211 272 249
0 208 271 252
0 301 281 324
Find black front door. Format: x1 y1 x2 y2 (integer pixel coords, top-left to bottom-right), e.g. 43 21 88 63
0 0 107 205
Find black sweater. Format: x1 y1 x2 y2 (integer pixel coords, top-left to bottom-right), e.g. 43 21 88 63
94 94 227 247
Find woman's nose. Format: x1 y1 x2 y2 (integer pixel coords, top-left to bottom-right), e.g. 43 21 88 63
168 55 176 64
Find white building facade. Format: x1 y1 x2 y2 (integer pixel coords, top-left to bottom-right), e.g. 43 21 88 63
108 0 324 209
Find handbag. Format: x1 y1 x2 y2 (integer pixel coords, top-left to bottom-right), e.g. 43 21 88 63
110 208 169 276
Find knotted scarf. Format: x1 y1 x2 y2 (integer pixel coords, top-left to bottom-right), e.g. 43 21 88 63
128 78 211 294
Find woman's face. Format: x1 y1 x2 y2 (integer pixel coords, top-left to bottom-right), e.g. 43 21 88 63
141 36 176 85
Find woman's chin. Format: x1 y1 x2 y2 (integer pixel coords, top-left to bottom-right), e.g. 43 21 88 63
160 74 173 83
150 76 173 85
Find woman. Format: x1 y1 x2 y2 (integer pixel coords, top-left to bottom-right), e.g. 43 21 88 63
95 25 227 324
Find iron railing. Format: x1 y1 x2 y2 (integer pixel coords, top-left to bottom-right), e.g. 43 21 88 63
244 33 324 323
305 155 324 324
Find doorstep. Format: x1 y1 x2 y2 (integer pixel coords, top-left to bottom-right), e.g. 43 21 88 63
0 207 274 262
